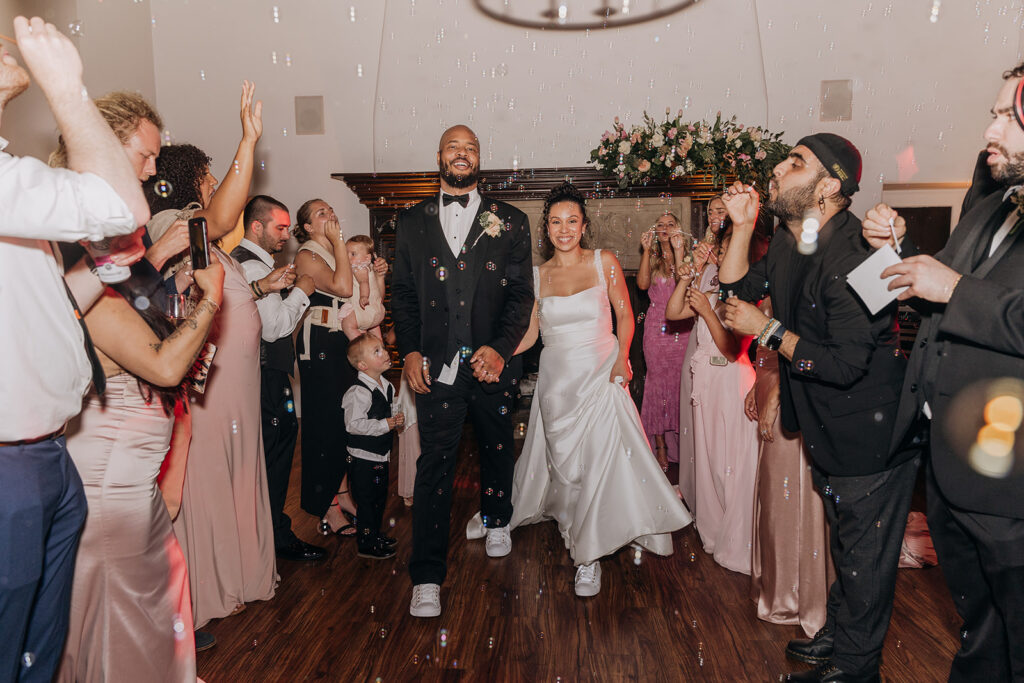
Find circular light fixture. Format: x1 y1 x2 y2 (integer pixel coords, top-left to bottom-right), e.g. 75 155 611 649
474 0 699 31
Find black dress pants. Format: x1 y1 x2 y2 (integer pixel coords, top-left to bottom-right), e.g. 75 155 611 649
349 456 389 551
409 364 515 585
261 368 299 549
926 464 1024 682
812 455 919 676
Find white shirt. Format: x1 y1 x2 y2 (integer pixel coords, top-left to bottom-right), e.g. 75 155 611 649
439 188 481 258
236 238 310 342
341 371 395 462
0 137 137 440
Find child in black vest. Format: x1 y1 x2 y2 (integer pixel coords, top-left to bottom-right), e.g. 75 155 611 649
343 333 405 559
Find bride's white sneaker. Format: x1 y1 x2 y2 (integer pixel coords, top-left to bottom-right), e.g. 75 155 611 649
409 583 442 618
485 525 512 557
575 561 601 597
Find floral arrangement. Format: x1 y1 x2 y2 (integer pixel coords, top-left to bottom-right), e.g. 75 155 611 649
589 110 791 190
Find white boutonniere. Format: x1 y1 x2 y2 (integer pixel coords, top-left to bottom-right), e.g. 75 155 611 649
470 209 504 249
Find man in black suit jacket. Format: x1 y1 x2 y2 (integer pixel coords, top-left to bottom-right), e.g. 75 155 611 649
392 125 534 618
863 63 1024 682
717 134 918 683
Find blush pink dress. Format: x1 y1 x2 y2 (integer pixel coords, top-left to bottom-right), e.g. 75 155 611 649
690 292 758 574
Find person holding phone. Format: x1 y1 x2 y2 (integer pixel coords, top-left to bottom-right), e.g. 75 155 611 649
58 256 224 682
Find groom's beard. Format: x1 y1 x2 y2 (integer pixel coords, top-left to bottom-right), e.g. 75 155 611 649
439 157 479 189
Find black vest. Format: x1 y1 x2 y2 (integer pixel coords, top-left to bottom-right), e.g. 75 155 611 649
230 244 295 374
442 248 476 363
347 382 395 456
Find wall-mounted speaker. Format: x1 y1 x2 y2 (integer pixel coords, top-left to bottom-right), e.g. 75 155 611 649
295 95 325 135
819 80 853 122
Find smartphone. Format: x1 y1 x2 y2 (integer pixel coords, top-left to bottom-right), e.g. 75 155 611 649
188 217 209 270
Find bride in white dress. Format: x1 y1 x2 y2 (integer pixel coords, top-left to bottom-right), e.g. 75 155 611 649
470 182 692 596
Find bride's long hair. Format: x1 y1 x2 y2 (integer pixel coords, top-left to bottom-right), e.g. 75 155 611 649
538 182 591 260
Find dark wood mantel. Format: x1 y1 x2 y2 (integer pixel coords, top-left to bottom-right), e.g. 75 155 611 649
333 165 727 213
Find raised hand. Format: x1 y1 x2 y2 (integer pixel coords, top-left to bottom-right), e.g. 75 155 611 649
686 287 714 319
723 296 769 336
372 256 388 275
260 263 296 293
721 181 760 230
862 203 906 250
323 218 343 244
192 251 225 305
12 16 81 102
640 229 654 252
239 80 263 143
107 227 147 266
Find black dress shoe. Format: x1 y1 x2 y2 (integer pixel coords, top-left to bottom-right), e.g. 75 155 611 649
377 534 397 548
784 663 880 682
786 627 834 664
195 630 216 652
276 539 328 562
357 544 396 560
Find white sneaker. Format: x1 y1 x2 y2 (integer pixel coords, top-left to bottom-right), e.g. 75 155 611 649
485 525 512 558
574 561 601 597
409 583 441 618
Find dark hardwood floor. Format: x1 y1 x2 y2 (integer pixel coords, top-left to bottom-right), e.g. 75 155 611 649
196 421 959 682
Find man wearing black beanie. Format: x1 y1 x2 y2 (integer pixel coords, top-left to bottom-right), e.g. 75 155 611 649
863 63 1024 682
713 134 919 683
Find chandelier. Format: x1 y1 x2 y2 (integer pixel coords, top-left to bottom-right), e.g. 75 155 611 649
473 0 700 30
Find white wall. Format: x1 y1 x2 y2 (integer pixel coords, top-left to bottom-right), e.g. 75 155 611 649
6 1 1021 230
1 0 157 160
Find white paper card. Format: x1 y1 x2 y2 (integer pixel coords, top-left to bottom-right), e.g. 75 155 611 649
436 351 460 385
846 244 908 315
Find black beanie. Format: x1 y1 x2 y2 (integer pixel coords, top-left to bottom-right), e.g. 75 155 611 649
796 133 862 196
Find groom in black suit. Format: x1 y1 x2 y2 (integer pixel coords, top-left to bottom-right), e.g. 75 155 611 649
391 125 534 618
863 62 1024 681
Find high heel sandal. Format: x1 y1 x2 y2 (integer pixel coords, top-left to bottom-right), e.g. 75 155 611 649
336 488 358 525
319 502 357 537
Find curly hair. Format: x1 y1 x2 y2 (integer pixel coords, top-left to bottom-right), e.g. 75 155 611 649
294 198 326 244
49 90 163 169
538 182 591 260
141 144 212 214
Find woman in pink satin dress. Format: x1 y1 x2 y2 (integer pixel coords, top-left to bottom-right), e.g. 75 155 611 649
747 300 834 638
667 232 760 574
59 260 224 682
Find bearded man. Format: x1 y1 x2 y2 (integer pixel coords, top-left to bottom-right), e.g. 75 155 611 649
713 134 919 683
862 63 1024 682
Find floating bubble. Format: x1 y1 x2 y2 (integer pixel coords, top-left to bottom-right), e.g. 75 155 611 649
133 296 150 310
21 652 35 668
439 628 448 647
67 20 83 37
436 266 448 281
154 179 173 198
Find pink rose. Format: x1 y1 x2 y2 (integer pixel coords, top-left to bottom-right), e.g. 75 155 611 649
637 159 652 173
738 153 751 162
667 127 677 140
755 149 767 160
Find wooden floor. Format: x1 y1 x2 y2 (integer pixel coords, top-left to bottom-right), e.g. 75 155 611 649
197 421 960 682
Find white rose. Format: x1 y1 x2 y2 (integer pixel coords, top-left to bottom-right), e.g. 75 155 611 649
619 141 632 154
651 133 664 147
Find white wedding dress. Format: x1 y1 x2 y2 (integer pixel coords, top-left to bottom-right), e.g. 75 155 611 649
469 250 692 566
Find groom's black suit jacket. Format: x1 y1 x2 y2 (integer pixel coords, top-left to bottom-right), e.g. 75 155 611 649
890 155 1024 519
391 194 534 393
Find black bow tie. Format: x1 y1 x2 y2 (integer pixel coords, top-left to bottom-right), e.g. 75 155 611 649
442 193 469 208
